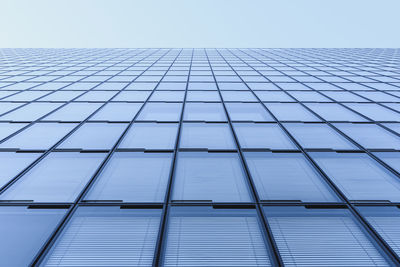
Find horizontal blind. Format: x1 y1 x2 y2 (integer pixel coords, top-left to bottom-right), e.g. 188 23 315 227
164 216 271 266
268 216 389 266
42 216 160 266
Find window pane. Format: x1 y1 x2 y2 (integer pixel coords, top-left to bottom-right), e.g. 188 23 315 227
89 103 142 121
119 123 178 150
265 103 321 121
85 152 172 202
149 91 185 102
180 123 236 149
233 123 296 149
0 152 105 202
358 206 400 257
0 102 24 116
112 91 151 101
43 103 102 122
39 91 83 101
137 103 182 121
334 123 400 149
186 91 221 102
0 123 77 150
254 91 293 102
172 152 252 202
183 103 227 122
0 152 41 188
41 207 161 267
58 123 127 150
0 206 67 266
75 91 117 101
305 103 367 122
163 206 272 266
310 152 400 202
221 91 258 102
264 206 391 266
284 123 356 150
288 91 331 102
225 103 274 122
322 91 368 102
373 152 400 174
344 103 400 122
0 122 27 140
0 103 62 122
245 152 339 202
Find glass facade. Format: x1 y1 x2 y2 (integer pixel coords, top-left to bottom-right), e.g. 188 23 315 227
0 48 400 266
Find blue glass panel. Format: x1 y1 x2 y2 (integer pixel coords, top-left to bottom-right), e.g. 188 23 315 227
180 123 236 149
233 123 296 149
163 206 272 266
0 123 77 150
284 123 356 149
0 152 41 188
43 103 102 122
0 152 105 202
58 123 127 150
39 91 83 101
287 91 331 102
264 206 392 266
244 152 339 202
85 152 172 202
0 103 24 115
0 122 27 141
0 103 63 121
221 91 258 102
373 152 400 174
225 103 274 122
137 103 182 121
358 206 400 257
172 152 252 202
322 91 369 102
334 123 400 149
310 152 400 202
119 123 178 149
186 90 220 102
0 206 66 266
254 91 294 102
345 103 400 121
305 103 367 122
112 91 151 101
149 91 185 102
41 207 161 266
89 102 142 121
266 103 321 121
183 102 227 122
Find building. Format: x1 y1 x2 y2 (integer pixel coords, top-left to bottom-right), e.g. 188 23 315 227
0 48 400 266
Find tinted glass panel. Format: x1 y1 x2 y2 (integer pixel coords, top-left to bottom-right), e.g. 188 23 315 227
0 152 105 202
183 103 227 121
43 103 102 122
266 103 321 121
137 103 182 121
305 103 367 122
284 123 356 149
0 103 62 121
0 122 27 141
264 206 391 266
233 123 296 149
245 152 339 202
85 152 172 202
373 152 400 174
334 123 400 149
0 152 41 188
345 103 400 122
58 123 127 150
0 123 77 150
119 123 178 150
41 207 161 267
358 206 400 257
311 152 400 202
89 103 142 121
163 206 272 266
225 103 274 122
0 206 66 267
180 123 236 149
172 152 252 202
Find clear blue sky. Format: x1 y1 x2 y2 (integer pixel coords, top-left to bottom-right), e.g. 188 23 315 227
1 0 399 48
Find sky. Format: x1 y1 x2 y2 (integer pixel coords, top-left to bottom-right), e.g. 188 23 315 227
0 0 399 48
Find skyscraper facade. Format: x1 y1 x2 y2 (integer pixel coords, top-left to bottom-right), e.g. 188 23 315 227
0 48 400 266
